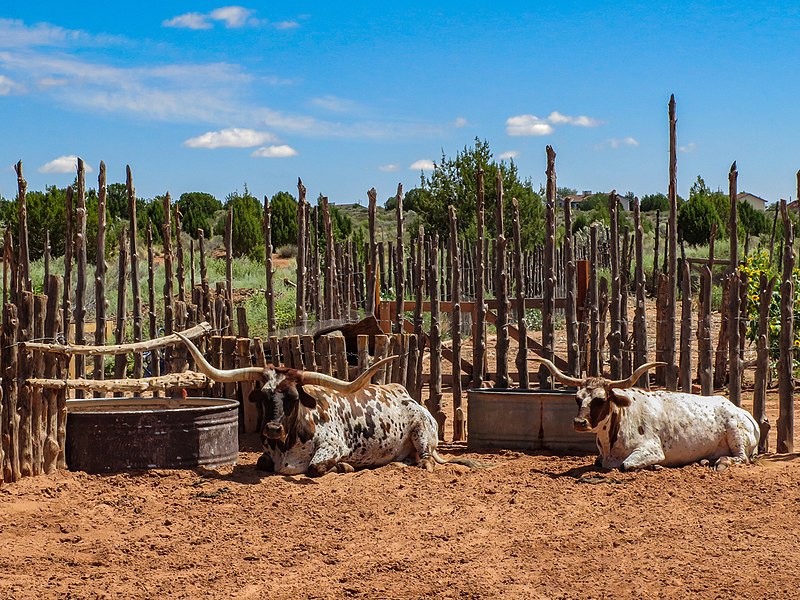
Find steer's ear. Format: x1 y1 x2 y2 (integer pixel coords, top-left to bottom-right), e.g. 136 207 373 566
298 386 317 409
607 388 632 407
248 387 267 405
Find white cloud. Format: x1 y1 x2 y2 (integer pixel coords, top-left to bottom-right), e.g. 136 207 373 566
0 74 21 95
379 164 399 172
547 111 601 127
498 150 519 160
184 128 277 149
609 137 639 148
163 7 294 30
311 95 355 113
209 6 256 28
162 13 212 30
0 18 124 48
410 159 435 170
251 144 297 158
679 142 696 153
38 155 94 174
453 117 468 128
506 115 554 137
273 20 300 29
37 76 67 88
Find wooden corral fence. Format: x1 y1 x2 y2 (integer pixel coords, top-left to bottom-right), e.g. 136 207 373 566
1 95 798 485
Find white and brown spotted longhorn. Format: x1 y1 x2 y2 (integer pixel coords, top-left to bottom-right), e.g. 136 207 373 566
532 358 760 471
176 332 486 476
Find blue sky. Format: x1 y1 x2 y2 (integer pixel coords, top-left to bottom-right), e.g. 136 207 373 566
1 2 798 206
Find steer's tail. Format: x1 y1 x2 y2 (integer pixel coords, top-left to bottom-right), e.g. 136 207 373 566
431 451 492 470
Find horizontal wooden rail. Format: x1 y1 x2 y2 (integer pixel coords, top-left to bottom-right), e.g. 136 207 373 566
26 370 210 392
21 322 212 356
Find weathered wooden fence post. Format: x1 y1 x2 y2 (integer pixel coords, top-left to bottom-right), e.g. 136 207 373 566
494 172 510 388
296 179 308 330
449 205 465 441
94 162 108 390
589 224 600 376
74 159 88 396
472 168 487 388
664 94 679 391
511 198 528 389
128 167 143 378
754 273 776 453
728 162 742 407
540 146 556 388
608 191 622 379
427 234 445 439
777 198 795 453
113 227 128 397
395 183 405 334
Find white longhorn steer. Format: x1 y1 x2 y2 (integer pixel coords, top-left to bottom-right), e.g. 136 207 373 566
533 358 760 471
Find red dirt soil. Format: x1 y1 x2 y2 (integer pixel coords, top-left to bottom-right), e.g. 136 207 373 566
1 421 800 599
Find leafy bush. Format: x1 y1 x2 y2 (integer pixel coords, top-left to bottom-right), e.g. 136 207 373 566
640 193 670 212
178 192 222 239
277 244 297 258
678 193 721 246
226 187 263 259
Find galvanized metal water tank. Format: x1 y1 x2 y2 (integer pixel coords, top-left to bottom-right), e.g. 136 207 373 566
467 388 596 453
66 397 239 473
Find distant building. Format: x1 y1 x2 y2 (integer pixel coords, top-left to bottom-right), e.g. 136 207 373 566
736 192 767 211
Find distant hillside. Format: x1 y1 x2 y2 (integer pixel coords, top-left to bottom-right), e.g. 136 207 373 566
334 202 420 243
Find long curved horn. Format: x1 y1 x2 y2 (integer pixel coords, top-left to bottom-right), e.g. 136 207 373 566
175 331 265 383
606 362 666 389
299 356 399 393
529 357 584 387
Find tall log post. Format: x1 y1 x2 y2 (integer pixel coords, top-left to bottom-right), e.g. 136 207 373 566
494 172 510 388
15 161 31 296
394 183 405 334
540 146 556 388
225 206 234 335
754 274 776 453
728 163 742 406
589 224 600 376
62 187 74 341
296 179 308 330
608 191 622 379
633 197 648 388
665 94 678 390
72 158 89 399
32 294 46 475
511 198 528 389
114 228 128 397
127 167 143 378
413 227 426 402
18 292 33 477
175 205 185 302
679 245 693 393
472 168 487 388
366 188 378 316
620 228 632 378
264 195 276 335
321 196 335 322
163 192 175 374
449 206 465 440
43 275 61 474
94 161 108 388
651 210 660 294
563 172 579 377
198 229 211 326
777 198 795 453
2 304 19 481
427 234 445 438
146 224 161 392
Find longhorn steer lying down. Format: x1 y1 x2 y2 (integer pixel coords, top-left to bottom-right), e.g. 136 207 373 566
534 359 760 471
177 333 484 476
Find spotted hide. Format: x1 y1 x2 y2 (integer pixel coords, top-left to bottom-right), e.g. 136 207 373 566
534 358 760 471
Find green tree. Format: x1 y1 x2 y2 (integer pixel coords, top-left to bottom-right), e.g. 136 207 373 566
640 193 670 212
270 191 298 247
226 188 264 259
417 138 545 248
178 192 222 239
738 200 769 239
678 193 721 246
25 186 68 260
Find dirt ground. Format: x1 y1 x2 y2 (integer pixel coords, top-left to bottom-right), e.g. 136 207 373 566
1 430 799 600
3 298 800 599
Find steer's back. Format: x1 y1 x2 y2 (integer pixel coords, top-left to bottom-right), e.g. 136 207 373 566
615 390 760 466
304 383 438 467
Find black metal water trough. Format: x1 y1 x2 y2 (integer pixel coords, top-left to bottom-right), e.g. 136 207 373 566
467 388 596 453
66 397 239 473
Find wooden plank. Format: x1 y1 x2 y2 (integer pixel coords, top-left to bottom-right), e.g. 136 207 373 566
237 338 258 433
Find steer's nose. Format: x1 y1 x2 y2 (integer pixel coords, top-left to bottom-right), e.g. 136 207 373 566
573 417 590 431
265 423 284 439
